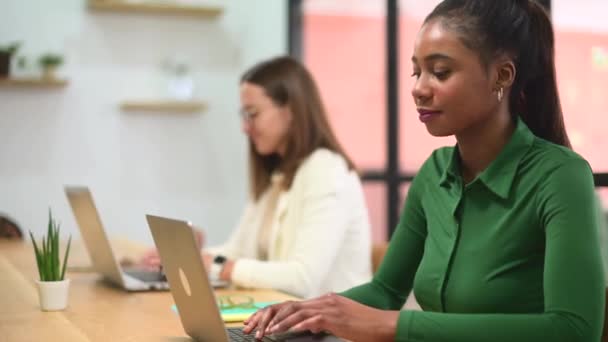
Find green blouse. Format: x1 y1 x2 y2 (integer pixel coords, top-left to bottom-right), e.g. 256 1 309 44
342 119 605 341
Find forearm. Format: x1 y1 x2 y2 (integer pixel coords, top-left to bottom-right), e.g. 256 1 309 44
340 278 408 310
395 309 603 342
230 258 317 298
219 259 235 281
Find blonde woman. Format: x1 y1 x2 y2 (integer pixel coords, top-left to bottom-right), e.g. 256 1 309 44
142 56 372 299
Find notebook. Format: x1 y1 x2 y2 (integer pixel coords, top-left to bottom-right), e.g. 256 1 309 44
172 301 278 322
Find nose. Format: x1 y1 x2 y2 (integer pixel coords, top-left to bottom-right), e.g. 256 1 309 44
242 119 252 135
411 76 432 106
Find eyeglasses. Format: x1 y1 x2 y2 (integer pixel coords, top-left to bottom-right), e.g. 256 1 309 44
239 109 259 123
216 294 255 310
239 110 256 123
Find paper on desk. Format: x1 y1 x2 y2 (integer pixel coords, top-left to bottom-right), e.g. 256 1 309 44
171 302 278 323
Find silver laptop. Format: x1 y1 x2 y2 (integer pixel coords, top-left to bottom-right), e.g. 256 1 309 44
65 186 169 291
146 214 342 342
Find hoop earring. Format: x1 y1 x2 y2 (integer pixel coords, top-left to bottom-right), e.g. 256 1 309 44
497 87 504 102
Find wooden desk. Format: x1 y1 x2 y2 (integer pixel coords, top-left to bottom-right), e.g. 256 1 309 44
0 240 297 341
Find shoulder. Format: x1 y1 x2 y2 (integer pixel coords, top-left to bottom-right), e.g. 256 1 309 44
293 148 355 190
526 138 595 209
524 137 591 177
298 148 350 175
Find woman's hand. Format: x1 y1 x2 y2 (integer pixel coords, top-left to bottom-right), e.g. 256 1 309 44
242 293 400 342
138 248 163 270
138 228 205 270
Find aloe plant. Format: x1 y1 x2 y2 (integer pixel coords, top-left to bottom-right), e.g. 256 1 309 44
29 210 71 282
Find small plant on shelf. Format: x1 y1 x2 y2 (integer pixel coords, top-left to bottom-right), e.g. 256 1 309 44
38 53 64 80
0 41 21 77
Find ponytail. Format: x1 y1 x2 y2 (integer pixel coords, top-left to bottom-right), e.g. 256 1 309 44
510 1 571 148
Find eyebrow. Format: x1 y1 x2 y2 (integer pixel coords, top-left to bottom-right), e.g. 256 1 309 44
411 53 454 63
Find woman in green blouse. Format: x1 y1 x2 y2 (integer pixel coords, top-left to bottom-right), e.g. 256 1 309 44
243 0 605 341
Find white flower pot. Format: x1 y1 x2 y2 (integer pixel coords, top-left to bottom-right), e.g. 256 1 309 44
36 279 70 311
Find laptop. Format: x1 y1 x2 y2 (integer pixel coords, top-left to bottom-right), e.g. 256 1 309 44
64 186 170 291
146 214 342 342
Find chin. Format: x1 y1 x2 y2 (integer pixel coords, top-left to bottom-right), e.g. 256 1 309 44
425 125 454 137
254 144 275 156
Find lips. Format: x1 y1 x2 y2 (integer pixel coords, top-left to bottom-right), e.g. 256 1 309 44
417 108 441 115
417 108 442 123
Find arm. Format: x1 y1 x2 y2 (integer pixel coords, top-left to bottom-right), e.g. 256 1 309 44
340 170 428 310
390 159 605 342
596 194 608 285
227 153 365 297
205 202 255 259
243 171 429 340
229 168 352 297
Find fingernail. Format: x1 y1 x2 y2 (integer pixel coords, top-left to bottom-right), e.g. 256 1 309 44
256 331 261 338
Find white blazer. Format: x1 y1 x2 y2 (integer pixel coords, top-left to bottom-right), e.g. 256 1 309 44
208 148 372 298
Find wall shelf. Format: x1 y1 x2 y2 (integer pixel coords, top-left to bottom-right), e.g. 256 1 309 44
88 1 223 18
120 100 206 113
0 77 68 88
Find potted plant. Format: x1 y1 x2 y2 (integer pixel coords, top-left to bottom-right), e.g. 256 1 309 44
38 53 64 80
0 41 20 77
29 210 72 311
162 56 194 100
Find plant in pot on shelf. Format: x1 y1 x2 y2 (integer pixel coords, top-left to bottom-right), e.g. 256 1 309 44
29 210 72 311
0 41 21 78
38 53 64 80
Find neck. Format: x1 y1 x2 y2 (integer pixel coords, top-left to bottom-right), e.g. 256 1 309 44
456 111 515 183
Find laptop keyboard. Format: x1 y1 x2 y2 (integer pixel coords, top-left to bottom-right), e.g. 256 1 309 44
226 328 329 341
123 269 167 282
227 328 258 341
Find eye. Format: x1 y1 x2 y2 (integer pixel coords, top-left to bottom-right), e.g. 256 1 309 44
240 109 258 121
410 70 421 79
433 70 451 80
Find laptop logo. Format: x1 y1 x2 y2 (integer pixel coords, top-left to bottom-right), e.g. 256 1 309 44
179 268 192 297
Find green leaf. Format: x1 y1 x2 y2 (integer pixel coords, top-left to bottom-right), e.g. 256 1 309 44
47 209 53 245
53 222 59 280
61 235 71 280
29 231 43 281
41 236 48 281
49 225 55 281
30 208 71 282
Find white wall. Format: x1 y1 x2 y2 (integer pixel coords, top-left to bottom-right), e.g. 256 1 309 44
0 0 287 246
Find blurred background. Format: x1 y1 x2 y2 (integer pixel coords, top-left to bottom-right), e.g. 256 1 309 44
1 0 606 246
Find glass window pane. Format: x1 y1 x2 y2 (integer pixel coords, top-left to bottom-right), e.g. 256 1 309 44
303 0 386 169
554 0 608 206
399 1 455 173
554 0 608 173
362 183 387 243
